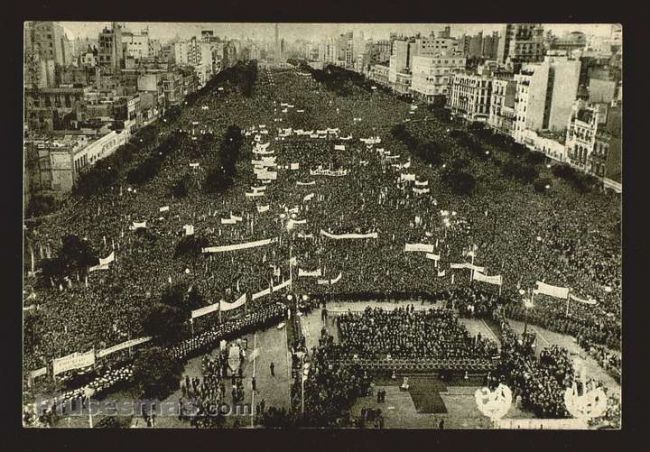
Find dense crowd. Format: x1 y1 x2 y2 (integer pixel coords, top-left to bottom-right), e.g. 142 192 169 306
290 331 372 427
335 306 498 360
23 64 620 428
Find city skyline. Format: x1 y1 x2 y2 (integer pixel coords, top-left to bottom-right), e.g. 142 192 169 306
57 22 617 43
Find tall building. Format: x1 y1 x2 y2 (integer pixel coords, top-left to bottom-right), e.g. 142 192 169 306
122 28 150 60
275 23 281 61
172 41 189 65
468 32 483 58
438 26 451 38
388 39 410 83
496 23 545 69
512 53 581 142
369 40 392 64
319 38 338 64
98 22 124 72
187 37 214 86
25 21 72 67
448 72 493 121
410 33 461 67
410 55 466 103
482 31 500 59
488 74 517 135
565 100 621 182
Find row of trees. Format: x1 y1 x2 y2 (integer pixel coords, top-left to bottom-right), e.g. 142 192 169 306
391 124 477 195
205 125 244 193
126 131 188 185
202 61 259 98
467 125 600 193
38 234 99 287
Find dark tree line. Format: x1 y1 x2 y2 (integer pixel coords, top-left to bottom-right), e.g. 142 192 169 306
202 61 258 98
38 234 99 287
204 125 244 193
391 124 477 195
126 131 188 185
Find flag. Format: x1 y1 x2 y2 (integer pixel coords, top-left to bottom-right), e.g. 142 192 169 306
159 206 170 212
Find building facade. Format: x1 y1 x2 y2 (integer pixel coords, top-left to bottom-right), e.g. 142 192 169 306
410 55 466 103
496 23 545 69
488 76 517 135
448 72 492 121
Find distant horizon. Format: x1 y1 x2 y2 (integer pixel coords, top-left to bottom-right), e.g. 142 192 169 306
55 22 617 43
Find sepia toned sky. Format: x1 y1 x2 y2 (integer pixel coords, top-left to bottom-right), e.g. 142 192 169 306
58 22 617 42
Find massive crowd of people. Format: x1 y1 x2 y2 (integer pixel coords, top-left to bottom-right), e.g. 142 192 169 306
335 306 498 360
23 63 621 428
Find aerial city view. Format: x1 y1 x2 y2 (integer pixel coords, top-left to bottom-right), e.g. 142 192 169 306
22 22 622 429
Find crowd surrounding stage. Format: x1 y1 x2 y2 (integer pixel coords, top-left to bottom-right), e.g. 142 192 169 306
336 306 498 360
23 62 621 428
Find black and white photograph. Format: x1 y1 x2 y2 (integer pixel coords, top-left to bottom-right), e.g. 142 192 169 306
21 21 623 431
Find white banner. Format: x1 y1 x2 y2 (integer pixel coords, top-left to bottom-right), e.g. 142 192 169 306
437 270 446 277
159 206 170 212
253 148 274 155
415 180 429 186
230 214 243 222
257 205 270 213
251 185 267 193
400 173 416 182
290 219 307 225
29 367 47 380
466 264 486 272
450 263 468 269
319 272 343 285
569 293 597 305
252 287 271 301
298 268 322 277
245 192 266 198
303 193 315 202
191 302 220 319
202 237 277 254
290 163 300 170
97 337 151 358
255 170 278 180
534 281 570 299
334 145 345 151
413 188 430 194
310 168 349 177
473 272 503 286
273 278 292 292
89 263 110 272
425 253 441 261
297 181 316 186
53 350 96 376
220 294 247 312
184 224 195 236
99 251 115 266
221 218 238 224
320 230 378 240
130 221 146 230
189 162 200 168
297 233 314 239
404 243 435 253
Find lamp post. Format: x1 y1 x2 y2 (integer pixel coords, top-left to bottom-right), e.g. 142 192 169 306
301 362 310 414
523 297 534 336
